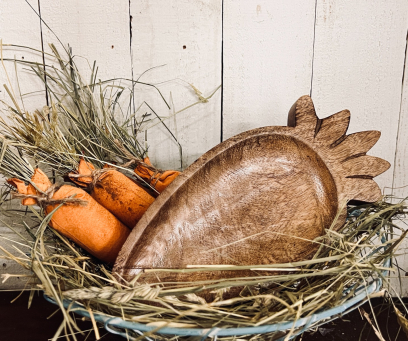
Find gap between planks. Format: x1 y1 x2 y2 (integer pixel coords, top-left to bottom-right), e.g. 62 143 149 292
392 27 408 197
309 0 318 98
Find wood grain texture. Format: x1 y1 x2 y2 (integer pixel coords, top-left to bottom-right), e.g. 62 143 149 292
222 0 316 140
114 96 389 285
38 0 133 137
0 0 44 289
393 17 408 204
0 0 45 113
311 0 408 193
129 0 222 170
39 0 132 81
391 21 408 296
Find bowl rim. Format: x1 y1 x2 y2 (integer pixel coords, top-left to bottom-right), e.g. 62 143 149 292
44 262 386 338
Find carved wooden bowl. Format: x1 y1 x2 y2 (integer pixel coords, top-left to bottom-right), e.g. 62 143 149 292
113 96 390 284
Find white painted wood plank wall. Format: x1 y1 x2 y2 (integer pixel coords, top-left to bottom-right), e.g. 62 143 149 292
1 0 408 293
223 1 316 137
0 0 46 290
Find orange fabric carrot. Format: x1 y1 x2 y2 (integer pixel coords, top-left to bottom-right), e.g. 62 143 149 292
134 157 180 193
69 159 155 229
8 169 130 264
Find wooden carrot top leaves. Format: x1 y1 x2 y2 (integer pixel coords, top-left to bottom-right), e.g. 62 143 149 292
288 95 390 203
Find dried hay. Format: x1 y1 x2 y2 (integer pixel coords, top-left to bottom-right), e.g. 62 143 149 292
0 41 406 341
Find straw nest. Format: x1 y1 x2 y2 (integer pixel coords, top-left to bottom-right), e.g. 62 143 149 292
0 42 407 340
2 196 407 340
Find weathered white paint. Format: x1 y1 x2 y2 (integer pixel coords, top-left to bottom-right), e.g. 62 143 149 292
37 0 136 156
39 0 132 81
310 0 408 295
222 0 316 139
311 0 408 194
0 0 44 289
391 21 408 296
0 0 45 113
394 54 408 201
310 0 408 294
1 0 408 294
129 0 222 170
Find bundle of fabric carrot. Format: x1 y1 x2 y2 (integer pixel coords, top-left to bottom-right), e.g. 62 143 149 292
8 157 180 265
